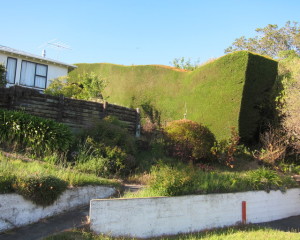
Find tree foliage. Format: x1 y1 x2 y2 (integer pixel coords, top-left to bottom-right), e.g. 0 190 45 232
0 64 6 87
171 57 200 71
45 72 107 101
225 21 300 58
276 55 300 154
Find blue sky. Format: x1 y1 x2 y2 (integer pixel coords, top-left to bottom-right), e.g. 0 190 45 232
1 0 300 66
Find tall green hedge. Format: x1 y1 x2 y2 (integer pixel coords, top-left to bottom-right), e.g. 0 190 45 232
239 53 278 143
70 51 278 143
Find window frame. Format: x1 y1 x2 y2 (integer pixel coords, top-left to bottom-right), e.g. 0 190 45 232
6 57 17 84
20 60 48 89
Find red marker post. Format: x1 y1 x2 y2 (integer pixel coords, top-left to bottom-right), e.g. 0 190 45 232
242 201 247 224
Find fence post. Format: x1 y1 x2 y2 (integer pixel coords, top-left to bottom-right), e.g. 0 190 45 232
135 108 141 137
102 101 108 119
57 94 64 122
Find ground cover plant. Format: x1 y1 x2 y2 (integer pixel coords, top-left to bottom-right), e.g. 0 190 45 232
0 109 73 156
73 116 138 178
0 153 119 206
124 162 297 198
44 225 300 240
68 51 277 142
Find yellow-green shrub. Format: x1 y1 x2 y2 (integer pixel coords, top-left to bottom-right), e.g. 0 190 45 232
164 119 216 163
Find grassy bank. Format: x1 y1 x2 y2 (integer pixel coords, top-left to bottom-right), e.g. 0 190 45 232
0 153 119 189
0 152 120 205
124 163 298 198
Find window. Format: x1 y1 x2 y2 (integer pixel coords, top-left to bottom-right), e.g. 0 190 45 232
20 60 48 89
6 57 17 84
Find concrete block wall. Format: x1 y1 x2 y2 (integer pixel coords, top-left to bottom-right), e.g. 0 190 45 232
0 186 115 232
90 188 300 238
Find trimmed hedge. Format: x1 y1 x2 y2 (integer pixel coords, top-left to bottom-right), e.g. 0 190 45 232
0 109 73 155
71 51 278 143
239 53 278 143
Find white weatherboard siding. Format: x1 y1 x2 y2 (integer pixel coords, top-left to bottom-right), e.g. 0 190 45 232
0 50 73 89
90 188 300 238
0 186 115 232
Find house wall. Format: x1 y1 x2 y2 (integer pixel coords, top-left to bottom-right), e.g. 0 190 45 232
0 186 116 232
90 188 300 238
0 52 69 89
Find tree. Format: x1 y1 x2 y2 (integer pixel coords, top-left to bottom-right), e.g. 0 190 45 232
45 72 107 101
225 21 300 58
171 57 200 71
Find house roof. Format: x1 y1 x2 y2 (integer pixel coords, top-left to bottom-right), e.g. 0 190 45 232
0 45 77 71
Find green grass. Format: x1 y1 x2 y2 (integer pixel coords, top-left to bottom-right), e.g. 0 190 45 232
44 226 300 240
70 51 278 142
124 163 298 198
0 152 120 190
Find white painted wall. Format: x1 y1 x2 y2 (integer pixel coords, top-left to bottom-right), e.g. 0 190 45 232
0 52 69 89
90 188 300 238
0 186 115 232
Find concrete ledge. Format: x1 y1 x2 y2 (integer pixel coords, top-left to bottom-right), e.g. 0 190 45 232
90 188 300 238
0 185 115 232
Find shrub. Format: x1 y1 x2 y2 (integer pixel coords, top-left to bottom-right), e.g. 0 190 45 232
164 119 216 163
149 163 198 196
211 127 240 168
0 109 73 156
85 117 137 156
276 56 300 155
132 164 297 197
13 175 68 206
74 137 136 177
0 174 15 193
0 64 5 87
45 72 107 101
252 127 287 165
246 168 283 192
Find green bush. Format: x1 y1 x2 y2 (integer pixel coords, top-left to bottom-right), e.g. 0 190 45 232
149 163 198 196
85 116 137 155
0 64 5 87
73 116 138 177
14 175 68 206
246 168 290 192
164 119 216 163
132 163 298 197
0 174 15 193
45 72 107 101
74 137 136 177
0 109 73 156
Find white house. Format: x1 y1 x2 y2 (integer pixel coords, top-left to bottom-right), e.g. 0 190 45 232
0 45 77 90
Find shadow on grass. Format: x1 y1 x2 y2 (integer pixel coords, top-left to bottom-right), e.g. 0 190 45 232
44 224 299 240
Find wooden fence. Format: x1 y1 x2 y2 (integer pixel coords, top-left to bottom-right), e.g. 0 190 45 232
0 86 140 134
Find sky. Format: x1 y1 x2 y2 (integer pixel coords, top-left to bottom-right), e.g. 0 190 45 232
1 0 300 66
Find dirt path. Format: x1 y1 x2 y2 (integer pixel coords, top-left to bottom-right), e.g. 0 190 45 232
0 184 143 240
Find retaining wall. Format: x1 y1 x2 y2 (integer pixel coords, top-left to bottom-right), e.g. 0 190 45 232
0 86 139 134
90 188 300 238
0 186 115 232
